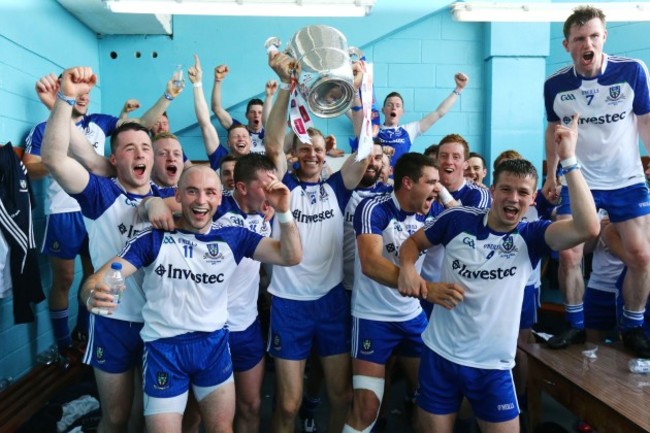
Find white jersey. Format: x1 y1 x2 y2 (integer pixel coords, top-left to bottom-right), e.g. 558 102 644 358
213 195 272 331
352 192 429 321
587 238 624 294
522 204 542 288
342 182 392 291
545 55 650 190
71 174 163 322
268 171 351 300
120 225 263 342
376 121 420 166
421 207 551 369
25 114 118 214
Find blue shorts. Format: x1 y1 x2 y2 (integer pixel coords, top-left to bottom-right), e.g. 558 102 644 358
417 349 519 423
229 318 265 373
556 183 650 223
41 212 90 259
519 284 539 330
351 312 427 364
143 328 233 399
268 284 350 360
83 314 143 374
420 300 434 319
584 287 617 331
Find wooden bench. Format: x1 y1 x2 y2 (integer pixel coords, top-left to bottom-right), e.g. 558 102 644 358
0 360 89 433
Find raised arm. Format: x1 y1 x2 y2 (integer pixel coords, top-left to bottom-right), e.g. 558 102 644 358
252 173 302 265
188 54 220 157
41 67 94 195
118 99 141 120
340 150 370 190
544 115 599 250
265 52 294 178
68 123 115 177
262 79 277 126
120 75 182 129
34 73 59 110
542 121 560 202
418 72 468 133
210 64 234 129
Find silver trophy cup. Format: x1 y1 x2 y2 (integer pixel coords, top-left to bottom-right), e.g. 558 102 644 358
282 25 357 119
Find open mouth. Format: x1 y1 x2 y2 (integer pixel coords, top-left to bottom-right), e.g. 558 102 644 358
191 206 209 217
503 206 518 219
583 51 594 62
134 164 146 177
166 164 178 177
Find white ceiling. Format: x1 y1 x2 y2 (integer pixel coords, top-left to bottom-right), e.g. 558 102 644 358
56 0 172 35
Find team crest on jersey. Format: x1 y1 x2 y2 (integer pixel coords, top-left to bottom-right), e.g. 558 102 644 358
562 116 572 125
203 243 224 263
360 338 374 355
386 242 396 254
51 241 61 253
155 371 169 390
19 179 27 190
606 85 625 105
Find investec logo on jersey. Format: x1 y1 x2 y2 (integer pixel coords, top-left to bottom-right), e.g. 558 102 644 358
155 264 224 284
452 259 517 280
564 111 626 126
292 209 335 224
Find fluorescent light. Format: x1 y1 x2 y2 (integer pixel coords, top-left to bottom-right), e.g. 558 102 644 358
103 0 375 17
451 2 650 22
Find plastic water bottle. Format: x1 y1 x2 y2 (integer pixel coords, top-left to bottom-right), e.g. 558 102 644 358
172 65 185 91
104 262 125 305
629 358 650 373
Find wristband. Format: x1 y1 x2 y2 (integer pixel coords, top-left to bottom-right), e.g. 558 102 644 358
351 105 363 112
561 156 577 168
452 89 461 96
279 82 290 91
192 82 203 88
56 91 76 106
163 92 174 101
277 210 294 224
561 163 581 176
439 186 454 205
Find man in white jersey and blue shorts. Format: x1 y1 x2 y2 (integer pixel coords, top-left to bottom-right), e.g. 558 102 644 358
40 67 177 433
343 152 450 433
543 6 650 358
24 71 175 359
83 165 301 433
264 51 371 433
398 115 599 433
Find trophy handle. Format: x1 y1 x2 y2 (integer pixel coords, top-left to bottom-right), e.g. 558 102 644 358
349 47 364 63
264 36 282 54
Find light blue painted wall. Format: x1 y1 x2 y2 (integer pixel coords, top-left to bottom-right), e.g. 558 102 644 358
0 0 101 380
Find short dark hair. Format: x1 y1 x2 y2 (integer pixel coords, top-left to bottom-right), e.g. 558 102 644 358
234 153 276 184
393 152 437 192
563 6 606 39
468 152 486 169
492 159 538 186
423 144 439 160
110 122 151 154
152 131 179 142
438 134 469 161
246 98 264 114
219 154 238 171
383 91 404 107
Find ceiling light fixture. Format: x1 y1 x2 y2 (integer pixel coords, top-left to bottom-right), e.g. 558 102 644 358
103 0 375 17
451 1 650 22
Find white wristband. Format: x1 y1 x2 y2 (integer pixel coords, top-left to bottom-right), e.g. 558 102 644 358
277 210 294 224
561 156 577 168
193 82 203 88
279 82 290 91
439 186 453 205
